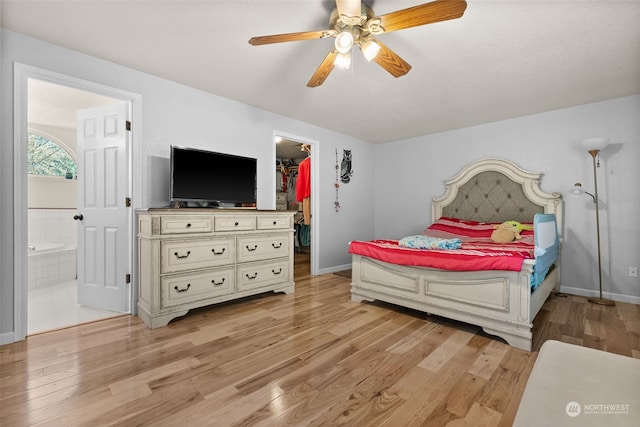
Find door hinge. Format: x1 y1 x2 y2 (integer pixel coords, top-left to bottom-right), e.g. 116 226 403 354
126 121 132 131
126 274 131 284
125 197 131 207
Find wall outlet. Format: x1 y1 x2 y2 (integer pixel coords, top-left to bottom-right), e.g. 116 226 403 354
629 266 638 278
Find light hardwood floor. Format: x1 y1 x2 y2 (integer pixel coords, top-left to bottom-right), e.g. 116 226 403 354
1 253 639 426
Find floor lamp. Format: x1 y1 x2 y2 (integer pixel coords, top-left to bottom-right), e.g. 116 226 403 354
571 137 615 306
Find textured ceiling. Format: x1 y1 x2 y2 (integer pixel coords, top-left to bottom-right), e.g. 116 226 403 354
4 0 640 143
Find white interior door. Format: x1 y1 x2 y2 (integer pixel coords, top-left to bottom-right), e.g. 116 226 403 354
76 102 130 312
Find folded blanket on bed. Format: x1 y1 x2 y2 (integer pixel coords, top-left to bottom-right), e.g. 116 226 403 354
398 235 462 250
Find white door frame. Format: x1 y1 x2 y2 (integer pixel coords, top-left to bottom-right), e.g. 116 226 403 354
13 63 142 341
273 130 319 276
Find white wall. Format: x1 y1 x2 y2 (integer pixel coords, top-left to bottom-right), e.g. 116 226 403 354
1 29 375 342
374 95 640 302
27 177 77 208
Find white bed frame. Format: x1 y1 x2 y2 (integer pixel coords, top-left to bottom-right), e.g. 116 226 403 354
351 159 563 351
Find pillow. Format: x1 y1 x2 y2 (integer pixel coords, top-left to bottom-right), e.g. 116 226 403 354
427 217 533 238
399 235 462 250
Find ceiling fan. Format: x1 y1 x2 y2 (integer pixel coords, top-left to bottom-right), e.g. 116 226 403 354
249 0 467 87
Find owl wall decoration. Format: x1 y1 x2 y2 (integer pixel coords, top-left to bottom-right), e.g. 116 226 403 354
340 149 353 184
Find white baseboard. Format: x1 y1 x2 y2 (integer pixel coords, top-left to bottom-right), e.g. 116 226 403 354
0 332 16 346
559 286 640 305
317 264 351 276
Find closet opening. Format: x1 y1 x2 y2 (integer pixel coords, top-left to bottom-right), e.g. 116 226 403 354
275 136 314 277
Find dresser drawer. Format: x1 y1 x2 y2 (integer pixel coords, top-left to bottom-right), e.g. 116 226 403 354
215 216 256 232
257 215 291 230
237 259 290 292
161 268 235 307
237 233 290 262
161 216 213 234
161 238 234 273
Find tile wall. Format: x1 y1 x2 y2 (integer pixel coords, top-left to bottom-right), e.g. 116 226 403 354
28 209 77 290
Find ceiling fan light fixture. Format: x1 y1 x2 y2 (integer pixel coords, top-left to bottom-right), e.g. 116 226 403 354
360 37 381 61
334 30 354 54
249 0 469 87
334 51 352 69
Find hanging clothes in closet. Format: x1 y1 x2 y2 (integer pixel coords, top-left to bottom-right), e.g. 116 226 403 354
296 144 311 225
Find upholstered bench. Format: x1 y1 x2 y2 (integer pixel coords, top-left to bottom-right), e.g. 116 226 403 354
514 340 640 426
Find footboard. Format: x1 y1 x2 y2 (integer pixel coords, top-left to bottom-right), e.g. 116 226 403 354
350 255 556 351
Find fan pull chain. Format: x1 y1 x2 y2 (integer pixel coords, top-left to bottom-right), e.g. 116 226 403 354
334 149 341 212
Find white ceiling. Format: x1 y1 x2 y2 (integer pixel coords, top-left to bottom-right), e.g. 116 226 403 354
28 79 120 129
276 139 308 161
4 0 640 143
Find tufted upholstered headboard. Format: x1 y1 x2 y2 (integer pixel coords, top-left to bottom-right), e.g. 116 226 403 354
432 158 563 234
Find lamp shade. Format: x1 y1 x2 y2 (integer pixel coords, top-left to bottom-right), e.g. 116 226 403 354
581 137 610 151
360 37 381 62
334 51 351 69
335 31 354 54
570 183 584 196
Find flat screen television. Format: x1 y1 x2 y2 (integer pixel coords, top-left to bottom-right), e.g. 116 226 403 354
170 145 257 208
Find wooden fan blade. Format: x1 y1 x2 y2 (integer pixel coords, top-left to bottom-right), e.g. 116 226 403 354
378 0 467 33
307 49 338 87
372 40 412 78
336 0 361 20
249 30 332 46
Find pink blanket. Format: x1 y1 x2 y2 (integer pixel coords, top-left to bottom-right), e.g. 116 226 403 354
349 217 535 272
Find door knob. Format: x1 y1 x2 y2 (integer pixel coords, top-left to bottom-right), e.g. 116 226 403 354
73 214 84 221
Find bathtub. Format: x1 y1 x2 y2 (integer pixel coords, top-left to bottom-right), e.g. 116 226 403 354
28 242 77 290
28 242 66 255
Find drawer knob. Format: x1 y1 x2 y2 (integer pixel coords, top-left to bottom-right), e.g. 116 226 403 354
174 251 191 259
272 268 282 275
211 248 226 255
235 222 239 226
174 284 191 293
211 278 225 286
246 272 258 280
186 223 192 228
246 245 258 252
271 242 282 249
273 221 277 225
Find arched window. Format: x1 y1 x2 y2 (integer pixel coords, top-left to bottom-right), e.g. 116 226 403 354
28 132 77 177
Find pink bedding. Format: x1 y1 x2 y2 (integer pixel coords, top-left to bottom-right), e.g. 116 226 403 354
349 217 535 272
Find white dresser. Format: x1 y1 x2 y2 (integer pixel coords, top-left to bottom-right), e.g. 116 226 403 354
137 208 295 328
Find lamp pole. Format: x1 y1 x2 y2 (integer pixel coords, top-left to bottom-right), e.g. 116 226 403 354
587 149 615 306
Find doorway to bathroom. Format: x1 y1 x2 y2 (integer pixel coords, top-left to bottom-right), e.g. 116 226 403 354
25 78 129 334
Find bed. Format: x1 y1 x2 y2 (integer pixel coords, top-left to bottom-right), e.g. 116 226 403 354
349 158 563 351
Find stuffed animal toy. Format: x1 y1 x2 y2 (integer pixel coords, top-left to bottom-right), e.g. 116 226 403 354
491 221 533 243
